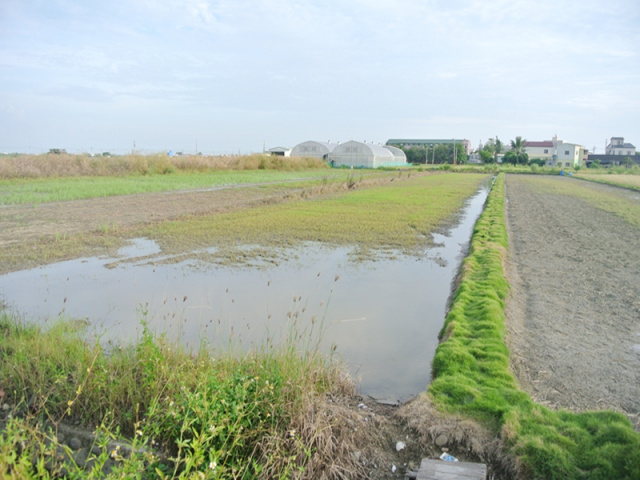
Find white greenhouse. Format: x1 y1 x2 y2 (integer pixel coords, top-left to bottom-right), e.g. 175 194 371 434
290 140 338 159
328 141 408 168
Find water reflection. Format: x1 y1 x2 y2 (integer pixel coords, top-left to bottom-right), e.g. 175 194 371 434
0 181 491 404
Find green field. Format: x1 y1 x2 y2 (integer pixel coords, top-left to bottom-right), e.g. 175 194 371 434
143 173 488 258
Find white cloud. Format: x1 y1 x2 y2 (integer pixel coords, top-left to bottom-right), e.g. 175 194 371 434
0 0 638 153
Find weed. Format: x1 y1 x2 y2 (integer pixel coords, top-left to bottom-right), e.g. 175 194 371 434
0 305 362 479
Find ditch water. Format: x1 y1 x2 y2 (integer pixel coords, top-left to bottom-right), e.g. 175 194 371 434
0 179 492 404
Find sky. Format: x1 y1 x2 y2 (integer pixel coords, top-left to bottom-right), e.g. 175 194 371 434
1 0 638 155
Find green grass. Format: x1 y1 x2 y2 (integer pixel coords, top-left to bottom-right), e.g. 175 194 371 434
428 173 640 479
144 173 489 257
0 307 360 479
0 170 359 206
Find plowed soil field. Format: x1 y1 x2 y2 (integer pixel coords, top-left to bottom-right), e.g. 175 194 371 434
504 174 640 429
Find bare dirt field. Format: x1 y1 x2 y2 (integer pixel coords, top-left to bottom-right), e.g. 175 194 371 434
504 174 640 429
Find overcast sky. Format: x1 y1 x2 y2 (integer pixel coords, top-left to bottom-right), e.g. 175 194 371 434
1 0 638 155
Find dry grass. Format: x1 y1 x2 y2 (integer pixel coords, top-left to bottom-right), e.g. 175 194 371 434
398 393 519 476
0 153 328 179
575 173 640 189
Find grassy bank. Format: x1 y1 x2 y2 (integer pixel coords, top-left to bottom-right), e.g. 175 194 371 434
0 308 370 479
427 173 640 478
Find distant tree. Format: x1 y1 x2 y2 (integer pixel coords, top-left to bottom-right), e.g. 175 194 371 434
397 143 467 164
623 156 634 168
479 149 494 164
494 137 504 163
529 158 545 167
509 136 528 165
503 151 517 165
510 136 526 156
434 144 458 164
396 145 426 164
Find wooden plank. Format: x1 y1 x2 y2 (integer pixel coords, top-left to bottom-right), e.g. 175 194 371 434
417 458 487 480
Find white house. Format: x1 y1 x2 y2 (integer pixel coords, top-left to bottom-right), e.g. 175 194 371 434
267 146 291 157
524 135 585 168
605 137 636 156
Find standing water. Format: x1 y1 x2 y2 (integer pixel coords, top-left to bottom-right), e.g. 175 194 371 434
0 180 492 404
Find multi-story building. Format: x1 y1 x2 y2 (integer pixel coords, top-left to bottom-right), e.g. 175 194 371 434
605 137 636 156
524 135 585 168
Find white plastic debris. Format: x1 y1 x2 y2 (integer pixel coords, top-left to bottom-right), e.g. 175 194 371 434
391 464 397 473
439 452 458 462
395 441 406 452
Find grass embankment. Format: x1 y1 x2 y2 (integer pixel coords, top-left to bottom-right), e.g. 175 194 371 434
427 173 640 479
0 311 364 479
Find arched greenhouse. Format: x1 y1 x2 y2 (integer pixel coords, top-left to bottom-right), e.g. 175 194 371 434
290 140 338 159
328 141 408 168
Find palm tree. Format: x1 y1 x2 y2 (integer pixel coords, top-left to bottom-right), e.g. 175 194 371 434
494 137 503 163
510 136 526 155
510 136 528 165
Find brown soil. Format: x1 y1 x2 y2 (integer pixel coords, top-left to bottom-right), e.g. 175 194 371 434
504 174 640 429
0 186 296 249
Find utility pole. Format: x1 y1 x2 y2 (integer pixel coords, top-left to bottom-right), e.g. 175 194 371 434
453 139 457 165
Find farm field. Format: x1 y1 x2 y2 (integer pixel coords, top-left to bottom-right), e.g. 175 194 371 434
575 172 640 191
1 167 639 479
504 175 640 426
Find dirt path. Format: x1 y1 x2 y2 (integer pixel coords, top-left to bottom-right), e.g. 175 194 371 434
0 186 295 248
504 174 640 428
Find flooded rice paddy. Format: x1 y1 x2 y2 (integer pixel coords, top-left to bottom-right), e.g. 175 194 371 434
0 183 491 404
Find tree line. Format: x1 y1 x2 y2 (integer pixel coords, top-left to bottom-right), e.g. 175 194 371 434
480 136 530 165
393 137 533 166
394 136 537 166
393 143 468 165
